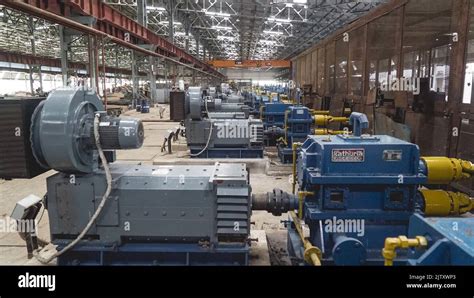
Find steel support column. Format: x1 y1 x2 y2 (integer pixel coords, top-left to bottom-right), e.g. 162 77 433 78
28 17 43 95
137 0 147 28
88 35 99 92
164 60 169 90
131 51 140 108
149 55 157 103
59 25 70 87
114 46 119 87
168 0 175 44
196 37 200 60
185 19 190 52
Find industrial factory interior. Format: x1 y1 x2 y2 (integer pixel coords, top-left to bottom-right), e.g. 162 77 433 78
0 0 473 296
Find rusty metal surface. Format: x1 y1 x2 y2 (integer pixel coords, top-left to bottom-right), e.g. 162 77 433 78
374 112 411 142
292 0 474 168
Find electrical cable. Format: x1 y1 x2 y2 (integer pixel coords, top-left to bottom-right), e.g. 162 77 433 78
33 113 113 264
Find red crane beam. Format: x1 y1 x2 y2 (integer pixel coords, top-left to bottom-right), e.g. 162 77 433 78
0 50 146 76
1 0 225 79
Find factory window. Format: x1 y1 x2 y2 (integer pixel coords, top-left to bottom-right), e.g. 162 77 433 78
376 56 400 90
349 26 366 96
430 45 451 95
368 9 402 90
368 60 377 90
390 56 399 79
403 0 454 100
326 42 336 94
420 50 431 78
464 46 474 104
378 58 390 88
317 48 325 95
403 51 417 79
463 0 474 104
335 38 348 94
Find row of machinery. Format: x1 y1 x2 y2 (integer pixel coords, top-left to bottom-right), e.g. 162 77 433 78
260 103 351 163
184 87 264 158
2 88 473 266
191 88 353 161
256 113 474 265
5 89 253 265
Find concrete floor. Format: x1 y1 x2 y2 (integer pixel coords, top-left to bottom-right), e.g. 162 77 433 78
0 106 294 265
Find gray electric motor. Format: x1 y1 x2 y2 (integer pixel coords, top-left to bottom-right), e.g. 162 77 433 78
31 88 144 173
188 86 251 119
185 87 264 154
23 88 253 265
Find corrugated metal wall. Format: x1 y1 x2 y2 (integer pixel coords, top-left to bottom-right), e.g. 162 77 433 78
291 0 474 192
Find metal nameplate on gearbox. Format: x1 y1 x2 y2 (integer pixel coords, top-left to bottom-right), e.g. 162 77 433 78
383 150 403 161
331 148 365 163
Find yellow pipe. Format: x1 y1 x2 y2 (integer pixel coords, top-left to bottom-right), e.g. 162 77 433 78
276 137 287 146
382 236 428 266
297 191 314 219
314 129 349 136
314 115 349 126
421 157 474 184
420 189 473 216
289 211 322 266
292 142 303 195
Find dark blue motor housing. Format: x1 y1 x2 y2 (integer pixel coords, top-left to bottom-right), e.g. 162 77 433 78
278 106 313 163
262 102 293 130
290 134 428 265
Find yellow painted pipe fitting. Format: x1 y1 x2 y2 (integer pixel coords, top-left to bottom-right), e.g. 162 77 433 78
276 137 287 146
421 189 473 216
314 129 349 136
382 236 428 266
298 191 314 219
304 242 322 266
289 211 322 266
314 115 349 126
421 157 474 184
460 159 474 174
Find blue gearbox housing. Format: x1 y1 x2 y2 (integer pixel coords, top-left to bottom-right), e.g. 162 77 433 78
262 102 293 130
278 106 313 163
292 133 428 265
